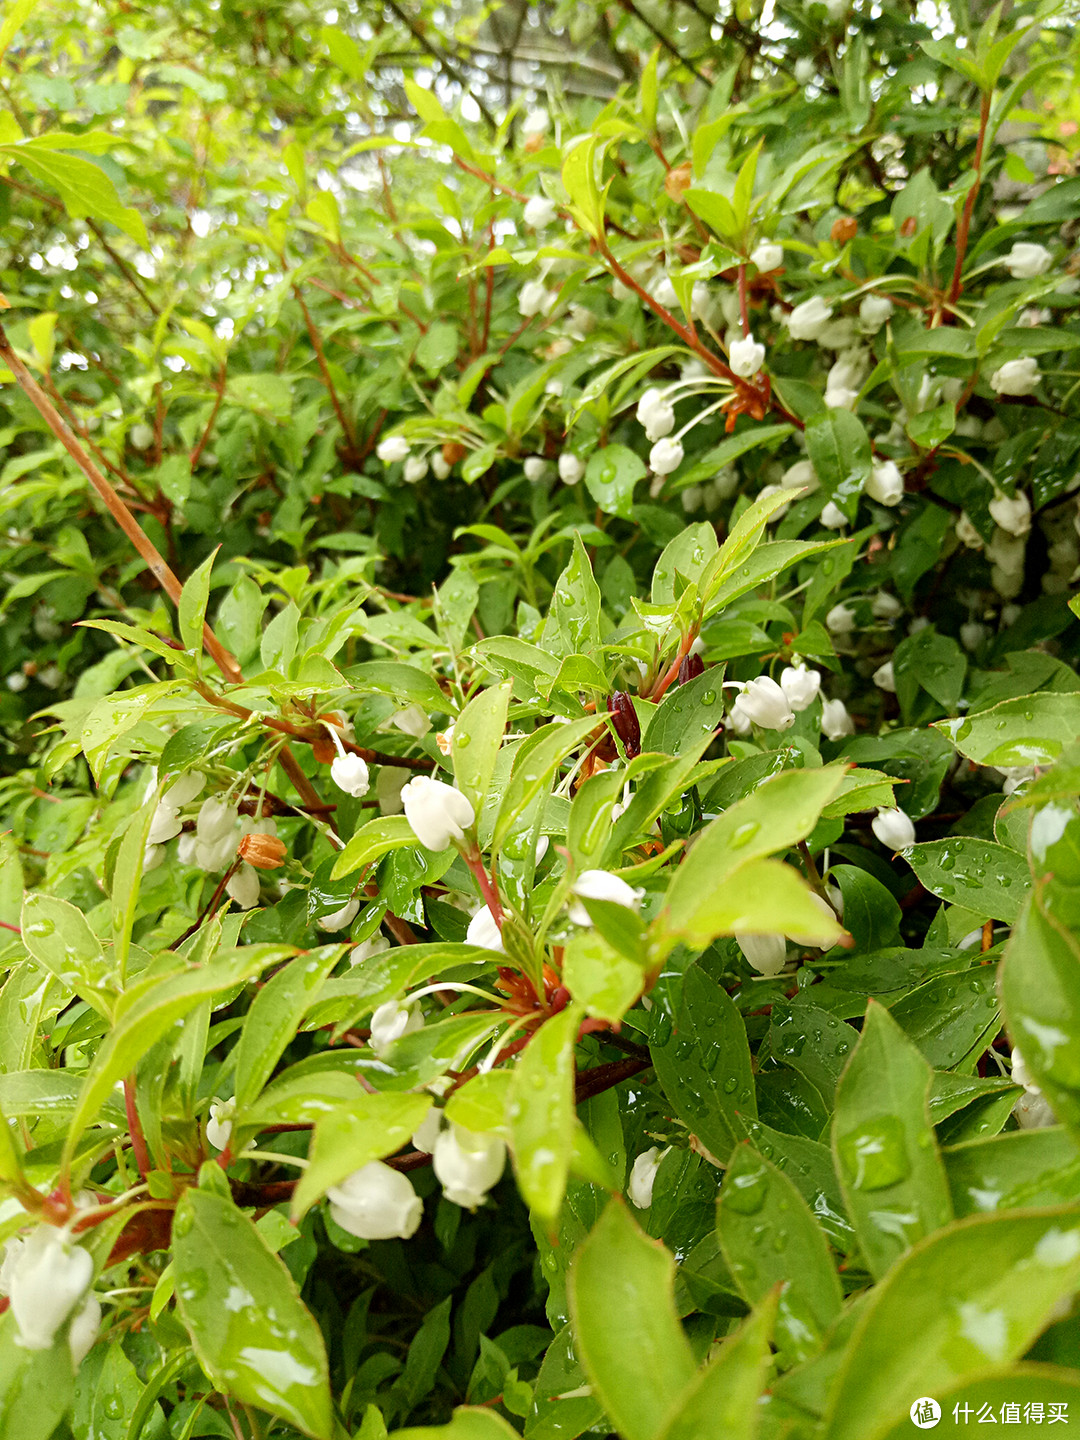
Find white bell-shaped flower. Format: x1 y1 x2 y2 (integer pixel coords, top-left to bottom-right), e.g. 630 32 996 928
402 777 475 851
524 195 557 228
558 453 584 485
990 357 1039 396
779 663 821 712
858 293 893 331
750 241 783 272
866 460 904 506
786 296 833 341
820 697 855 740
568 869 643 926
8 1227 93 1351
466 906 504 952
732 676 795 731
376 436 410 464
321 897 360 932
628 1146 667 1209
871 806 915 849
67 1291 101 1367
729 334 765 379
736 932 787 976
872 660 896 692
328 1161 423 1240
1003 243 1052 279
331 752 371 799
369 999 423 1057
226 863 260 910
989 491 1031 536
433 1124 506 1209
206 1097 235 1151
649 437 684 475
825 603 856 635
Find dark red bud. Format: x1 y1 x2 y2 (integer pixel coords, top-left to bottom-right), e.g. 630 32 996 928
610 691 641 758
678 652 704 686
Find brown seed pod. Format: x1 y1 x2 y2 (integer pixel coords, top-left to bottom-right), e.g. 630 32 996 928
831 216 858 244
610 690 642 758
664 162 693 202
238 833 287 870
678 652 705 686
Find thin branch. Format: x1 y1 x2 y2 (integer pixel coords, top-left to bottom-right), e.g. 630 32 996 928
292 284 357 452
0 322 242 683
947 90 992 308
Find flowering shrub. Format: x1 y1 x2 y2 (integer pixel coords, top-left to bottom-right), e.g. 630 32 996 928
0 1 1079 1437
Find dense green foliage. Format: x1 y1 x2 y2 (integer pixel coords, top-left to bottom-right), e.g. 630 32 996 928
0 0 1080 1436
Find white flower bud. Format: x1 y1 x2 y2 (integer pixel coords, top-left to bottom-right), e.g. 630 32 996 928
377 766 410 816
1011 1048 1042 1095
1014 1092 1057 1129
636 386 676 442
955 512 984 549
331 752 371 799
226 863 260 910
321 897 360 932
389 703 431 738
197 797 238 845
433 1124 506 1209
628 1146 665 1208
519 280 556 318
866 460 904 506
129 422 154 450
376 436 411 464
872 660 896 692
1003 243 1052 279
524 456 547 482
990 357 1040 396
369 999 423 1056
431 453 451 480
524 195 558 228
872 591 903 619
732 676 796 731
871 807 915 849
825 603 856 634
328 1161 423 1240
523 108 549 137
568 869 643 926
206 1097 235 1151
558 452 584 485
649 437 684 475
820 500 848 529
8 1228 93 1351
989 491 1031 536
163 771 205 807
736 932 787 976
729 334 765 379
349 934 390 966
402 776 475 850
794 57 815 84
780 663 821 712
466 907 504 952
960 621 988 652
750 241 783 272
859 293 894 331
824 385 859 412
5 672 27 692
781 458 818 492
786 296 833 341
67 1291 101 1367
403 456 429 484
821 697 854 740
412 1108 444 1154
147 802 183 845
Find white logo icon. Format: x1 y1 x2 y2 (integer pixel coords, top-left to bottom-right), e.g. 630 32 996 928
910 1398 941 1429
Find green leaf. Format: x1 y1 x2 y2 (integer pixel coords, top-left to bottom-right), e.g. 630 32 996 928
652 967 755 1163
643 667 726 758
945 1128 1080 1217
173 1189 333 1438
350 660 451 715
889 966 1001 1069
585 444 646 519
331 815 417 880
453 681 511 815
111 801 157 987
0 1309 75 1440
825 1207 1080 1440
893 625 967 716
936 692 1080 769
657 768 846 949
492 715 598 852
717 1144 841 1364
178 548 218 661
569 1200 696 1440
639 48 660 134
831 1001 953 1280
563 928 644 1023
3 139 148 245
395 1408 521 1440
233 949 342 1112
1001 887 1080 1135
804 409 873 521
549 533 602 658
20 892 114 1014
656 1295 775 1440
906 401 955 450
902 838 1028 923
0 0 38 62
291 1092 432 1220
561 136 605 239
64 946 287 1161
416 321 458 375
510 1005 581 1224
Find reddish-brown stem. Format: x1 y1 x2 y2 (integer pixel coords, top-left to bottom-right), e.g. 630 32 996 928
947 90 992 307
650 631 696 702
737 264 751 338
481 223 495 353
0 325 243 683
190 364 227 469
293 285 357 452
464 848 504 925
123 1076 152 1179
